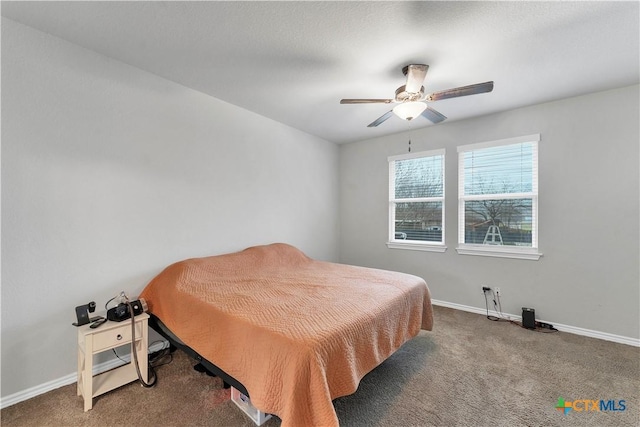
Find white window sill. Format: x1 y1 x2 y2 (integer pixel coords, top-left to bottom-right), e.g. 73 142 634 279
386 242 447 253
456 245 542 260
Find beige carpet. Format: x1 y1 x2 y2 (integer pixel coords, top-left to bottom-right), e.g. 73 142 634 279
2 306 638 426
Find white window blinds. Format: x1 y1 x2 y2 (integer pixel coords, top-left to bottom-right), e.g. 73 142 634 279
388 149 445 247
458 135 539 250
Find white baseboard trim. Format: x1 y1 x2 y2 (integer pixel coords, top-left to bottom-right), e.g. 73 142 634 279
4 302 639 410
0 341 167 410
431 299 640 348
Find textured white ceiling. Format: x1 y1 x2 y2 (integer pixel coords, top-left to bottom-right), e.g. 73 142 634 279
2 1 639 144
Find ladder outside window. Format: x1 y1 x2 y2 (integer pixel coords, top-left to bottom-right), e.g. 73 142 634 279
483 225 503 245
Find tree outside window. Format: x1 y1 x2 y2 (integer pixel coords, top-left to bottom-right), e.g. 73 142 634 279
389 150 445 245
458 136 539 250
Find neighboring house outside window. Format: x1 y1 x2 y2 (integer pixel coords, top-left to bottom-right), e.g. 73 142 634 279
387 149 446 252
457 134 542 260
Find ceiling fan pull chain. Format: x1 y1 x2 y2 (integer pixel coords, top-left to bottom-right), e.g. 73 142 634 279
408 138 411 152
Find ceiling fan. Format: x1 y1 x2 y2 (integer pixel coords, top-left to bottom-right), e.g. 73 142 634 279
340 64 494 127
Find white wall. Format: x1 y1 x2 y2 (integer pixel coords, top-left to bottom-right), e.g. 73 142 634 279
1 19 339 398
340 85 639 340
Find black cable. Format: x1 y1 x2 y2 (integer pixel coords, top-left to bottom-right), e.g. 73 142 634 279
104 295 118 311
112 348 128 364
532 324 559 333
483 292 500 321
492 291 500 313
112 339 173 368
483 291 559 334
126 301 157 388
150 348 173 368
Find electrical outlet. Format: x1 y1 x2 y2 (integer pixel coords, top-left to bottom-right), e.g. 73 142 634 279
495 287 501 296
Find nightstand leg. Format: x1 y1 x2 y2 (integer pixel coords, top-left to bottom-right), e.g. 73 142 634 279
83 334 93 411
77 346 82 396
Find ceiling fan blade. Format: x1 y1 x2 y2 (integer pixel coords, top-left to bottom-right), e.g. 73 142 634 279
403 64 428 94
367 110 394 127
421 106 447 124
340 99 393 104
426 81 494 102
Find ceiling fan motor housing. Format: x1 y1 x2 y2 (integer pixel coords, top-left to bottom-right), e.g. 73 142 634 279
395 85 425 102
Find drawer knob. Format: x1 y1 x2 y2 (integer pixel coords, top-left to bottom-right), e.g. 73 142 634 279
116 334 123 340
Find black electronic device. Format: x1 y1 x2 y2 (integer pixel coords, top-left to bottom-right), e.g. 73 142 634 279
89 318 108 329
73 301 99 326
107 299 148 322
522 307 536 329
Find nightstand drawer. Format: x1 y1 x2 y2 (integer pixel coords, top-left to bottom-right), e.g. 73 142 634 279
92 321 145 353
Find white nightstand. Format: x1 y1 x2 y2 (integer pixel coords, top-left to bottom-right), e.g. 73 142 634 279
77 313 149 411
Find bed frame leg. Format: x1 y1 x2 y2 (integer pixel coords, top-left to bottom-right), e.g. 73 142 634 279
193 362 216 377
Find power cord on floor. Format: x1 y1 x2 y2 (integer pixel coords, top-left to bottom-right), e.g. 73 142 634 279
149 345 173 368
483 289 558 333
534 329 558 334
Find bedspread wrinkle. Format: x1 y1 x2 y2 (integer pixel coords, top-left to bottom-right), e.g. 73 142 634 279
140 243 432 427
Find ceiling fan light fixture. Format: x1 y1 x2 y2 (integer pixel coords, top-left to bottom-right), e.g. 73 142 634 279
393 101 427 121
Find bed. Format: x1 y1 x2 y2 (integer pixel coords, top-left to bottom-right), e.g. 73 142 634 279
140 243 432 426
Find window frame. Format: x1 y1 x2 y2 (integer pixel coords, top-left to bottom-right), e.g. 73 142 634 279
387 148 447 253
456 134 542 260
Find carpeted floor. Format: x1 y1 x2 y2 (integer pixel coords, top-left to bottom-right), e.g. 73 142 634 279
2 306 639 426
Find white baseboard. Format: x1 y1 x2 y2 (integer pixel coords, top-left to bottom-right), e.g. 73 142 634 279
431 299 640 348
0 341 167 410
4 303 639 410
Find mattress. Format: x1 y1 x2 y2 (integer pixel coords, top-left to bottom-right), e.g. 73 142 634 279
140 243 432 426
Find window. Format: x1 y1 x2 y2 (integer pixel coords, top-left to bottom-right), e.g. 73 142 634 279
457 134 541 260
387 149 446 252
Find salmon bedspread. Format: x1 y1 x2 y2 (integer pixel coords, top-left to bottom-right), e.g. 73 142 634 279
140 243 432 427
